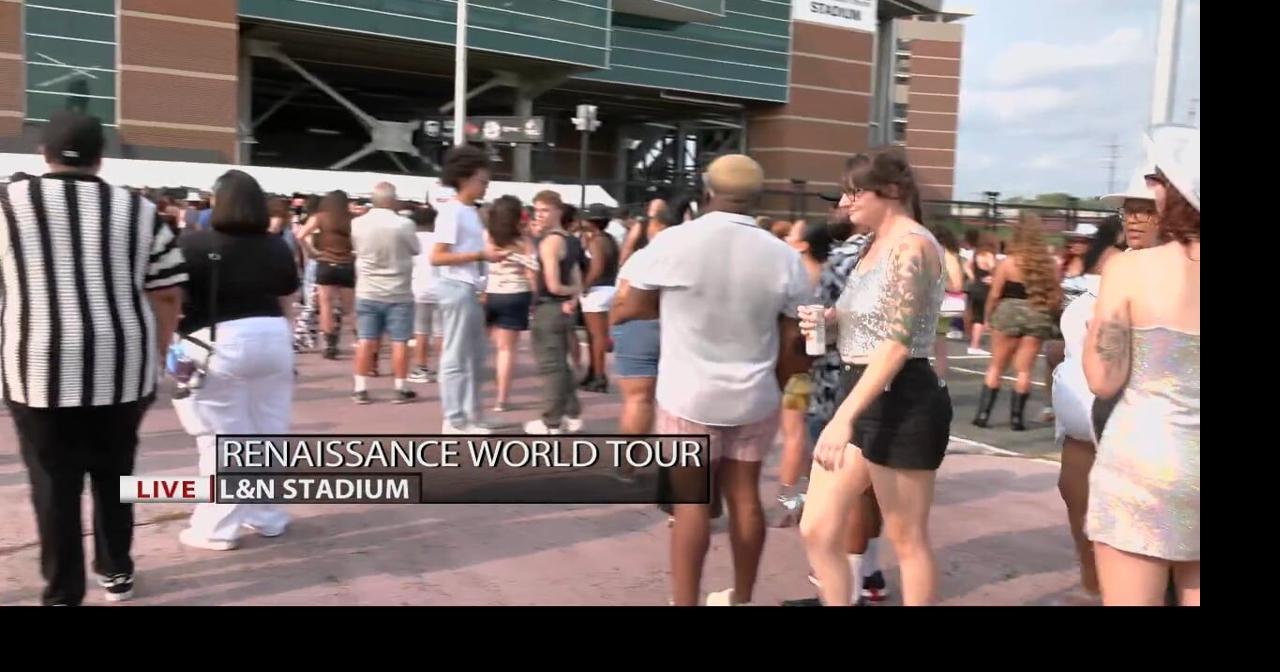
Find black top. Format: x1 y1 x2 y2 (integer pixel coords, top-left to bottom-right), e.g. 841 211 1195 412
588 233 619 287
1000 280 1029 300
177 230 299 334
534 231 581 304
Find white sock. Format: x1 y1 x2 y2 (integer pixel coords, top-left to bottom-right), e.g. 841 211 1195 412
846 554 863 603
353 375 367 393
394 378 406 391
863 537 881 578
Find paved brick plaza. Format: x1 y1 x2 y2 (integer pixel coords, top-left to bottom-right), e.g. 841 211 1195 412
0 343 1085 606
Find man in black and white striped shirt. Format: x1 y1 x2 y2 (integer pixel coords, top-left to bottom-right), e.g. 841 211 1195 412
0 111 185 606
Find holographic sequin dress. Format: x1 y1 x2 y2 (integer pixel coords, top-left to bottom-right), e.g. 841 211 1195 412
1087 327 1200 561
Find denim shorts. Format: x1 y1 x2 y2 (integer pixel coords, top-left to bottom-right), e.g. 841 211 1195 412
356 299 414 342
415 302 443 338
611 319 659 379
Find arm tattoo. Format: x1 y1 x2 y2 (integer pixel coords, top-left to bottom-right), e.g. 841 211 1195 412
883 240 929 347
1093 318 1130 375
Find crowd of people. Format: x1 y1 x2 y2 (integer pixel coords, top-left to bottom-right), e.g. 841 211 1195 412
1 110 1197 607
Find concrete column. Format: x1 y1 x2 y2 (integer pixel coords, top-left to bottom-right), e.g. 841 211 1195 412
871 17 897 146
614 125 630 198
513 89 534 181
237 50 253 165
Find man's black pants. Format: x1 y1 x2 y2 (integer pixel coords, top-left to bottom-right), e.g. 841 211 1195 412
8 398 151 606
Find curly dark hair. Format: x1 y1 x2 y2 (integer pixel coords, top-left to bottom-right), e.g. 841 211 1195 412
1010 214 1062 315
440 145 490 190
1155 170 1199 245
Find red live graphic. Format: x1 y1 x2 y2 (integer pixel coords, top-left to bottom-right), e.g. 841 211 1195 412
119 476 214 503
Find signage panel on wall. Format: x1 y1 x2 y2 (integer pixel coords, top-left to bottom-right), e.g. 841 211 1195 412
792 0 877 33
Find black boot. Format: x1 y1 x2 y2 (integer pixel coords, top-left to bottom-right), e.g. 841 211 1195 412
584 374 608 393
972 385 1000 428
322 331 339 360
1011 392 1030 431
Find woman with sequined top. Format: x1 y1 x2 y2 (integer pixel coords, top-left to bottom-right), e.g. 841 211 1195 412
1084 125 1199 606
798 148 952 606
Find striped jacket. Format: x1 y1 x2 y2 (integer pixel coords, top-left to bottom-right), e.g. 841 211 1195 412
0 173 186 408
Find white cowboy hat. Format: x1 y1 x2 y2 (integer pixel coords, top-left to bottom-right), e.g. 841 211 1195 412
1100 155 1157 209
1063 222 1099 239
1144 124 1200 212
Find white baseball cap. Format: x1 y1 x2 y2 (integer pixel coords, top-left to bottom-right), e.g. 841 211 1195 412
1099 155 1157 209
1144 124 1200 212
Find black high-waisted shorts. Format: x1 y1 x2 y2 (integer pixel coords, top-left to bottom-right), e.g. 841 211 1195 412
838 358 953 471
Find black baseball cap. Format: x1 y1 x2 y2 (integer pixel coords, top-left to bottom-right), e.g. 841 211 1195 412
41 110 104 167
818 190 842 203
584 203 611 222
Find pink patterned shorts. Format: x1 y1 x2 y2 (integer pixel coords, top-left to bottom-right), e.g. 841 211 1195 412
654 407 780 463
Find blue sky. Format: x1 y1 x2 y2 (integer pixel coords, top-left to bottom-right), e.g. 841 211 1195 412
947 0 1200 199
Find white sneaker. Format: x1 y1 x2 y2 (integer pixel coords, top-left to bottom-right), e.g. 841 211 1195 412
706 588 751 606
967 347 990 356
563 416 585 433
242 522 287 538
524 419 563 435
179 528 238 551
806 573 867 606
1040 407 1056 422
946 330 965 341
441 421 492 435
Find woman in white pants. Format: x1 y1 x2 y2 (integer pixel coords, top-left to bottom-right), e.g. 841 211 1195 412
172 170 300 550
1051 215 1123 600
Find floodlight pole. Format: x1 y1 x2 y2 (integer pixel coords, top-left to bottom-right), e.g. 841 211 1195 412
454 0 468 146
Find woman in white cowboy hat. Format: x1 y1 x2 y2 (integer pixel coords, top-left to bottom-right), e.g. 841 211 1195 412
1084 124 1199 606
1100 157 1164 252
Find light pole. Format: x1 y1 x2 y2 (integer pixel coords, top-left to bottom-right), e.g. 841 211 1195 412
1150 0 1182 128
572 104 600 213
453 0 468 146
983 190 1000 230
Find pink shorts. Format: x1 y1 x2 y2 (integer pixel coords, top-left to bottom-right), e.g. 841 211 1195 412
654 407 780 463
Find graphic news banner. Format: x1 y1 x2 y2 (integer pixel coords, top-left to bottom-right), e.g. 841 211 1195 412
121 435 711 506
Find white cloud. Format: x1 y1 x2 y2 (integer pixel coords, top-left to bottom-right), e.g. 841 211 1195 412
963 86 1077 122
987 28 1146 86
1028 153 1062 170
968 152 995 169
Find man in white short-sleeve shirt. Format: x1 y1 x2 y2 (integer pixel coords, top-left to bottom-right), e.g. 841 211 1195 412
429 147 508 433
612 154 813 607
432 203 486 288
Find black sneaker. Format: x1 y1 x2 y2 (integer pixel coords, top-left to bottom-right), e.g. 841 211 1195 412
352 390 371 405
392 389 417 404
99 573 134 602
861 571 890 603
